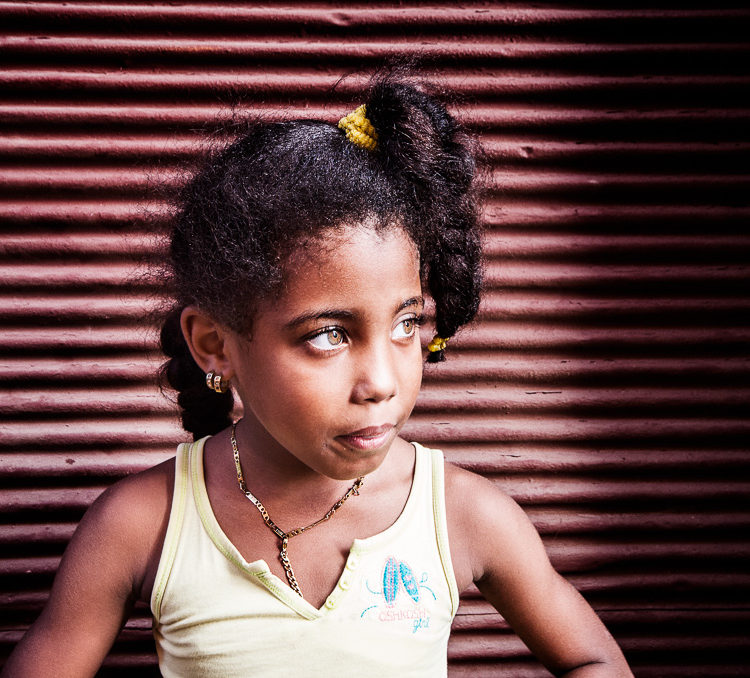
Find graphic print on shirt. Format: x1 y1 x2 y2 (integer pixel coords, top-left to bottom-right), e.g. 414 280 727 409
360 556 437 633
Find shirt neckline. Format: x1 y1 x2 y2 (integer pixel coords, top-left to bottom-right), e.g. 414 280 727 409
189 436 426 619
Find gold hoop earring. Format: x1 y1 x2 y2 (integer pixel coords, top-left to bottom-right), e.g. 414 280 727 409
205 371 229 393
213 374 229 393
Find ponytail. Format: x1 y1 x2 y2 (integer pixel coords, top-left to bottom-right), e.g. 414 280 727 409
364 72 482 362
159 308 234 440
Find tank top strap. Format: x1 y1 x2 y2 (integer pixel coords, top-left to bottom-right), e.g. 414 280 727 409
416 443 460 617
151 437 201 621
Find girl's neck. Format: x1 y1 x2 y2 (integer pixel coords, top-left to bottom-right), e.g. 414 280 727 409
230 416 359 503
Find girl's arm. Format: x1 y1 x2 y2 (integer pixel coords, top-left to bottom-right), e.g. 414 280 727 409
1 464 171 678
446 464 633 677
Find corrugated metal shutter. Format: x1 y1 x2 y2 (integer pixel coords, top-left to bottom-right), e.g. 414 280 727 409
1 4 749 676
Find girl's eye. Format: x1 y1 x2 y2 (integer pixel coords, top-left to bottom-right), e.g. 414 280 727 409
307 328 347 351
393 317 419 339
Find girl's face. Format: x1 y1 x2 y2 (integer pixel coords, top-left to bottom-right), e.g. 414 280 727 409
224 225 424 481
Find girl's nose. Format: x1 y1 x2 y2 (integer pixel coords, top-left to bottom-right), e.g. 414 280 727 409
351 341 398 404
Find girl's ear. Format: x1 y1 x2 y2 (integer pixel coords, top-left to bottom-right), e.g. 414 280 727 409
179 306 234 379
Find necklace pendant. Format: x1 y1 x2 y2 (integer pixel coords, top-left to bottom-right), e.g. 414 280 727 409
230 421 364 600
278 536 303 597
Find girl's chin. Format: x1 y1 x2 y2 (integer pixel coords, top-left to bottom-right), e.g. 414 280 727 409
319 444 394 480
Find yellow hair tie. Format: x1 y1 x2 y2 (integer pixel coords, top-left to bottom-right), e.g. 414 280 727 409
338 104 378 151
427 335 449 353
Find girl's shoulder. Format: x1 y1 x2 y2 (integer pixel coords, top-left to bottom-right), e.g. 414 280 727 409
442 458 522 525
0 456 178 675
102 455 175 512
92 456 175 538
77 455 176 603
442 459 542 591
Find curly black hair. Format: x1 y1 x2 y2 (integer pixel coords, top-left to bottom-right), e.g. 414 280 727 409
161 69 483 440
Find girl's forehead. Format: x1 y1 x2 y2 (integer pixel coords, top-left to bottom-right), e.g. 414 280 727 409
287 225 417 276
268 225 422 313
287 222 417 263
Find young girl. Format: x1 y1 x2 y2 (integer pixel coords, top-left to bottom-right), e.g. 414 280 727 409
3 72 632 677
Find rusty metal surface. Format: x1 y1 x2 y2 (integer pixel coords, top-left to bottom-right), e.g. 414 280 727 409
1 3 749 675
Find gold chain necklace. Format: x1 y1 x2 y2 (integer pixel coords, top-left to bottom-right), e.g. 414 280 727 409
230 422 364 598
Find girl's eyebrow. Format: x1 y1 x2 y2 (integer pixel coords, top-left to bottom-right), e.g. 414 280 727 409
284 296 424 330
399 296 425 312
284 308 356 330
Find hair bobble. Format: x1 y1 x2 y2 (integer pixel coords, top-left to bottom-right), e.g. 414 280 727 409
338 104 378 151
427 335 449 353
426 334 450 363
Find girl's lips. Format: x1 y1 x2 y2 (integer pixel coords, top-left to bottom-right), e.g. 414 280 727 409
336 424 394 451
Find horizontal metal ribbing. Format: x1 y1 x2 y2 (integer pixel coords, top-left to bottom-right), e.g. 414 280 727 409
2 3 749 675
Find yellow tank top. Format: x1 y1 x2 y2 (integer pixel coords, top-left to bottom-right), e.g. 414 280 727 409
151 437 459 677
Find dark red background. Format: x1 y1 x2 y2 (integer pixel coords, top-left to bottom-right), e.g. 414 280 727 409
1 4 749 676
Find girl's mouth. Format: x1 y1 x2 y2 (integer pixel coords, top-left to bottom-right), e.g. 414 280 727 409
336 424 394 451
